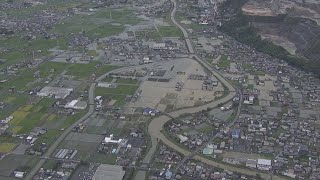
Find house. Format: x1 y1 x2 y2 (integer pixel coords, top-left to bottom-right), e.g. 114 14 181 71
142 108 159 116
298 145 308 156
142 56 152 64
14 171 25 179
244 95 255 105
165 170 173 179
26 136 33 142
130 128 143 138
246 159 257 168
257 159 272 171
220 141 225 149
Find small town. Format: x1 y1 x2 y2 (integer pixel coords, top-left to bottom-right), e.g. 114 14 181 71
0 0 320 180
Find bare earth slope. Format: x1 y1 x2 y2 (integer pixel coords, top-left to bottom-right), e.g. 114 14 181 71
242 0 320 61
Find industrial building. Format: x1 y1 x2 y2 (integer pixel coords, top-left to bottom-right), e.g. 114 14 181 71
64 100 87 110
37 86 73 99
257 159 272 171
92 164 125 180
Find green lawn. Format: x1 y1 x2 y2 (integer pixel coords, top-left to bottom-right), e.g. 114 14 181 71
42 160 59 170
272 128 286 138
95 65 121 77
66 62 99 80
270 101 279 107
206 58 213 64
247 84 254 90
95 84 138 107
198 126 216 133
90 153 117 165
251 70 266 76
0 143 16 153
243 63 253 70
158 26 183 37
217 55 230 68
115 78 138 85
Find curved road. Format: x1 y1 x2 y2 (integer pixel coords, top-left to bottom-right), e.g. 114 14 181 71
135 0 283 180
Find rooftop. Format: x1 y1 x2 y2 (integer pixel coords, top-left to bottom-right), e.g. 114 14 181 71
93 164 125 180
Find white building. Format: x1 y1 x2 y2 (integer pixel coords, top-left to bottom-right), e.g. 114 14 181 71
244 95 255 105
93 164 125 180
257 159 272 171
151 43 166 50
37 86 73 99
64 100 87 110
246 159 257 168
14 171 25 179
177 134 188 143
97 82 117 88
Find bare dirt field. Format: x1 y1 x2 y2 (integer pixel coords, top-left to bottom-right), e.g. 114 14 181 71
124 58 224 113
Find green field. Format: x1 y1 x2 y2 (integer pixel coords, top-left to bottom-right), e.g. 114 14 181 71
95 85 138 107
90 153 117 165
247 84 254 90
9 98 55 134
145 25 183 40
0 154 39 177
95 85 138 96
51 8 140 40
1 62 120 91
0 143 16 153
0 2 141 68
59 111 86 129
35 129 61 146
157 26 183 37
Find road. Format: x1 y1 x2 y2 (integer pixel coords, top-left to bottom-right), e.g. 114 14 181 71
135 0 284 179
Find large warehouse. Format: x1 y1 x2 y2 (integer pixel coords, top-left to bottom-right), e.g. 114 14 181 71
92 164 125 180
37 86 73 99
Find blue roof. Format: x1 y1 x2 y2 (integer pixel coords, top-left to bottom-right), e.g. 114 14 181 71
232 129 240 136
165 170 172 179
143 107 151 112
